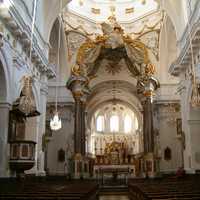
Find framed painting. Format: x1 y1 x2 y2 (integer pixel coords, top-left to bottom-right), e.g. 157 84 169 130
176 118 182 135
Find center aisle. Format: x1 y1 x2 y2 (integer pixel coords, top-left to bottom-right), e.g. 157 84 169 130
100 195 129 200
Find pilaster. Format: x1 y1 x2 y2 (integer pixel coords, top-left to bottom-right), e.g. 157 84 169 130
0 102 11 177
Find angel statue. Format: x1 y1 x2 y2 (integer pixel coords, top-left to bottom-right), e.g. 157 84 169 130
101 15 124 49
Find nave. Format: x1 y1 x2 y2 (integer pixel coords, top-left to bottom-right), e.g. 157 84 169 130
1 0 200 199
100 196 129 200
1 174 200 199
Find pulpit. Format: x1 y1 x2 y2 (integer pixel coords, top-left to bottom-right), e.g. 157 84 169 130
9 140 36 177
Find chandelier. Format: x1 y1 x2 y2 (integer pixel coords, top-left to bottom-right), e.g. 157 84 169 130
50 0 62 131
50 112 62 131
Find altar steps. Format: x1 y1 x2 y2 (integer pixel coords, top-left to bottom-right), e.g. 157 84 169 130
99 186 128 196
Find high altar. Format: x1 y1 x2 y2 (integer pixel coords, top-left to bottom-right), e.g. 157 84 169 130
93 136 137 179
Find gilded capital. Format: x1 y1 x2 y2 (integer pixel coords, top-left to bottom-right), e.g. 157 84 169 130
67 73 90 101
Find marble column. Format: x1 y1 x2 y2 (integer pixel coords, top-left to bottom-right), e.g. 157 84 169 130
0 102 11 177
74 95 82 154
67 74 89 156
80 101 86 155
80 92 89 156
142 96 154 153
36 76 48 176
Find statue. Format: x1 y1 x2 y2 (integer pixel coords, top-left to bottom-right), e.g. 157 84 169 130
101 15 124 49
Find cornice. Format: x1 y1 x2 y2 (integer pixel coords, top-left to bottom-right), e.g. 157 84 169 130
0 5 55 79
13 0 50 53
0 102 12 108
9 6 49 65
169 1 200 77
65 9 161 28
178 1 200 50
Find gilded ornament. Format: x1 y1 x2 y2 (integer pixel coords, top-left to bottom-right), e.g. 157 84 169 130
125 7 134 14
77 39 96 64
72 64 81 76
95 35 107 44
91 7 101 14
143 90 154 97
145 63 155 75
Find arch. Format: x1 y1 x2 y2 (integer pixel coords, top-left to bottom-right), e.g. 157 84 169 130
0 48 11 103
88 99 143 131
164 146 172 161
110 115 119 132
48 18 70 82
42 0 72 42
124 114 132 133
0 47 11 177
0 61 7 102
158 15 179 84
162 0 188 40
96 115 104 132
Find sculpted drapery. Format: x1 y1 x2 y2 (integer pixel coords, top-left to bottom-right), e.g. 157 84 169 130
72 15 151 78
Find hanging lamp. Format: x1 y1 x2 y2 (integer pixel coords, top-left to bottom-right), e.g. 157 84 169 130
50 0 62 131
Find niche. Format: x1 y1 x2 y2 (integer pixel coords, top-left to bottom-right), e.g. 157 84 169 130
164 147 172 161
58 148 65 162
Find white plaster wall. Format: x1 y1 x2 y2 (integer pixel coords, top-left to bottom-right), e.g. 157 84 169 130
155 105 182 173
178 77 200 173
46 106 74 175
0 18 50 176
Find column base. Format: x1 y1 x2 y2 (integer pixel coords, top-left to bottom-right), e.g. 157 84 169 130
144 152 158 178
74 153 90 179
36 171 46 176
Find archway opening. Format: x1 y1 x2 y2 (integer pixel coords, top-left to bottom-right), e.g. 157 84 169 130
88 102 142 158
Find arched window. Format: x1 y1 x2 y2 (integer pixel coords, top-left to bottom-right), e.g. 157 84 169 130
124 114 132 133
110 115 119 132
96 115 104 132
134 116 139 130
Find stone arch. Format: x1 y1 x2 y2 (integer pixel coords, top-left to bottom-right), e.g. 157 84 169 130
163 0 188 40
0 48 11 177
0 61 7 102
0 47 11 104
159 15 179 83
42 0 72 42
49 18 70 82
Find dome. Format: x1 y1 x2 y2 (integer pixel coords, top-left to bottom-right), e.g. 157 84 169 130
67 0 159 23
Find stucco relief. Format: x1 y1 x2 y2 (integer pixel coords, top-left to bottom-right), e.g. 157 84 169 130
66 31 87 61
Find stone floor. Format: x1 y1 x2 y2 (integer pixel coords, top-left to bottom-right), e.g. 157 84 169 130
100 195 129 200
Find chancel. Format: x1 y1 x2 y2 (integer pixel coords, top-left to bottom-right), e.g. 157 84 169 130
1 0 200 200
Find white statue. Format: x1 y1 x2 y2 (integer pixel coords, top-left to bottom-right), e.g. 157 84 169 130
101 15 124 49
